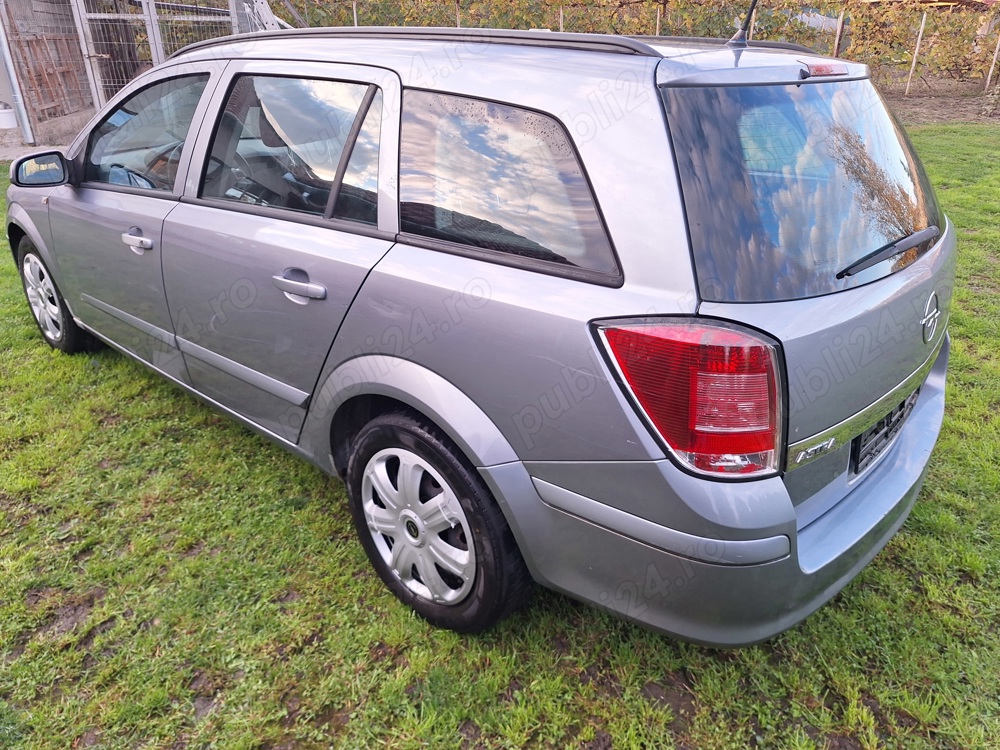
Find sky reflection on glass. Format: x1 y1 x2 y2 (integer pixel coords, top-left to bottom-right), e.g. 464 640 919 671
256 77 370 182
664 79 939 303
400 91 616 275
341 90 381 195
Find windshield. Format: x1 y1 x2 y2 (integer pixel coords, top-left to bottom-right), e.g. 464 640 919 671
661 79 940 302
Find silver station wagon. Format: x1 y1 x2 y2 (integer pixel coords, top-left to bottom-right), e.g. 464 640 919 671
7 27 954 646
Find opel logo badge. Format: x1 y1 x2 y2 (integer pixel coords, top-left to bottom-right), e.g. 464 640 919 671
920 291 940 344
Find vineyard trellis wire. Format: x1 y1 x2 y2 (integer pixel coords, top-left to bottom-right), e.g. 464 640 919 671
283 0 1000 91
2 0 997 148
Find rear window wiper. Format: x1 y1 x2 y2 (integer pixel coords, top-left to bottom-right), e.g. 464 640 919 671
836 226 940 279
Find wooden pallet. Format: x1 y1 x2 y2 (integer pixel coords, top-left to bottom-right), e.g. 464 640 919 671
5 4 91 122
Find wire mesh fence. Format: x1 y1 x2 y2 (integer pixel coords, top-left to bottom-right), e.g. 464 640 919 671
78 0 239 101
81 0 154 101
155 0 236 57
0 0 250 138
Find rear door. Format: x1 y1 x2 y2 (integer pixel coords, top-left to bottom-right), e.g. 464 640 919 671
162 61 400 442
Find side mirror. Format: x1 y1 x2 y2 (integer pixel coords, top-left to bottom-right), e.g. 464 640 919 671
10 151 69 187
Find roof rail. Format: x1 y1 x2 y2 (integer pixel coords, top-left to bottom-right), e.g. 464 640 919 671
631 35 817 55
172 26 665 60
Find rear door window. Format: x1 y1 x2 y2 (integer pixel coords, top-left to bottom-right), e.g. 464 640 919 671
661 80 941 302
399 90 618 281
201 75 380 223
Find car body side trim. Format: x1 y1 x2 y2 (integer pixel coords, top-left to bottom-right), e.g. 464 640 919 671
532 477 790 566
80 293 176 347
176 336 311 408
74 315 309 454
786 331 947 472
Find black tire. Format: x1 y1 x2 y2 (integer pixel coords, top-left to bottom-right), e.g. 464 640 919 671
16 237 97 354
346 411 531 633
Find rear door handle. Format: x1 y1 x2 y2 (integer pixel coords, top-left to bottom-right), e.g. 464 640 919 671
272 272 327 302
122 226 153 254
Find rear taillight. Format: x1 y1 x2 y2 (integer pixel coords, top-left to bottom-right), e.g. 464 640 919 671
599 320 782 478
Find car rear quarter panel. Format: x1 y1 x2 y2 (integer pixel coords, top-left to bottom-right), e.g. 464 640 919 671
310 243 679 463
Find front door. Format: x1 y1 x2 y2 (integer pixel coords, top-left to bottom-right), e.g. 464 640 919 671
48 65 221 381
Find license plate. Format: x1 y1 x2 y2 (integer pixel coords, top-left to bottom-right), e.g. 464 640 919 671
851 389 920 474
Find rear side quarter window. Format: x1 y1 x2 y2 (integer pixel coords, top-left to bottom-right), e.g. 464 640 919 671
399 90 619 283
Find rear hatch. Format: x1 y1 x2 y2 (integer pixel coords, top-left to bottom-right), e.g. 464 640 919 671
656 48 955 504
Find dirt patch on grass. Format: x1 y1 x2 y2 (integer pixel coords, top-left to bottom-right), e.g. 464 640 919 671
314 704 352 731
279 692 302 729
368 640 401 664
98 413 124 428
273 629 323 661
44 591 104 637
25 586 65 608
882 79 1000 126
641 671 697 733
78 615 117 649
581 730 614 750
458 719 484 749
826 734 863 750
500 676 523 703
76 728 102 747
580 661 623 698
192 696 216 722
26 587 106 640
187 669 223 721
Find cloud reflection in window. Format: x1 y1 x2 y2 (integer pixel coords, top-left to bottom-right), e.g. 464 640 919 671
400 90 617 276
664 79 939 303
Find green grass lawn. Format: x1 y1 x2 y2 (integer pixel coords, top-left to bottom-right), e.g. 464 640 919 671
2 123 1000 750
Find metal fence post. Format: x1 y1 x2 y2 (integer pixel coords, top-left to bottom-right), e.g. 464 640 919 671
142 0 165 65
0 15 34 143
227 0 240 35
67 0 105 108
353 1 358 27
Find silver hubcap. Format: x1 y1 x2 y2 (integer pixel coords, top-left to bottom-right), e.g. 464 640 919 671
22 254 63 342
361 448 476 604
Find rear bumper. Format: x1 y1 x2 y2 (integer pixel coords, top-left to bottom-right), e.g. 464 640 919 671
482 335 948 647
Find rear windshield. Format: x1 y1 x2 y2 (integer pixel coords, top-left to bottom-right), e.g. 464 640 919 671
661 80 940 303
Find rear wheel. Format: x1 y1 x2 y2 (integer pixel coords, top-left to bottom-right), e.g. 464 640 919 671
346 411 531 633
16 238 96 353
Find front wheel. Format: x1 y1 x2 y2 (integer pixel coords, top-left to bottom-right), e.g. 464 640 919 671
346 412 531 633
17 238 96 354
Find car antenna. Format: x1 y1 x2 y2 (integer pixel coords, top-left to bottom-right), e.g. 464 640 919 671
727 0 760 48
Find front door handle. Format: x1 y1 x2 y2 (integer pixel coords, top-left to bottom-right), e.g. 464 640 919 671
272 271 327 302
122 226 153 255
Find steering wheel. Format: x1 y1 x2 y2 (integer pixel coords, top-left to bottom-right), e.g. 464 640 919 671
203 151 257 200
142 141 185 189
